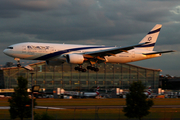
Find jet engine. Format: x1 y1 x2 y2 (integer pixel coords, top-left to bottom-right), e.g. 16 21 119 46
66 54 84 64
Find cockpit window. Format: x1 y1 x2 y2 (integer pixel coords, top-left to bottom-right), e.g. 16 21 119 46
7 47 13 49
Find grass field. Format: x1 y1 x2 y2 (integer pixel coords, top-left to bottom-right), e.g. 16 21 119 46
1 98 180 106
1 98 180 120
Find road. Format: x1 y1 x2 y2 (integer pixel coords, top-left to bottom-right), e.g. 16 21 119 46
1 105 180 110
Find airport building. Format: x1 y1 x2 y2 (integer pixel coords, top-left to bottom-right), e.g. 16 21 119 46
0 62 161 92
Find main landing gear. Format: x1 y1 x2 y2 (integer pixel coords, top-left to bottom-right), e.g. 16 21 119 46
74 65 99 72
87 66 99 72
74 65 86 72
17 63 21 67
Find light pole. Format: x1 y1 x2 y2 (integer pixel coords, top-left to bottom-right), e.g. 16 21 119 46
23 65 35 120
30 72 34 120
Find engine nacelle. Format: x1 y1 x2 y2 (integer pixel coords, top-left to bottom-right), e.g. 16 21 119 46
66 54 84 64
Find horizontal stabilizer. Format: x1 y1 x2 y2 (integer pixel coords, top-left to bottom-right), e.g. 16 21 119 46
143 50 175 55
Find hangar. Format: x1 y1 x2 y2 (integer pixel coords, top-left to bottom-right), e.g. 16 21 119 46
0 62 160 92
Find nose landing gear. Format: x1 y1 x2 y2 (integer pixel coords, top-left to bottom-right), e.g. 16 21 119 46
17 63 21 67
14 58 21 67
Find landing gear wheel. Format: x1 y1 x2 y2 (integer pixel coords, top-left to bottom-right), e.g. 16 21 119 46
90 67 95 71
75 66 79 70
74 66 87 72
17 64 21 67
87 66 95 70
82 69 86 72
14 58 21 67
87 65 99 72
94 68 99 72
78 68 82 71
87 66 92 70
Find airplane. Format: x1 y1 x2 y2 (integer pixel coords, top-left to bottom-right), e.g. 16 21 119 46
82 86 100 98
64 86 99 98
144 86 152 97
3 24 175 72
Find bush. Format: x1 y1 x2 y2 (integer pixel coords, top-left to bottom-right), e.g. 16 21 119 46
35 112 54 120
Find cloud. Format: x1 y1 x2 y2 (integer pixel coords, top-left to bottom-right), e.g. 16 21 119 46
0 0 180 75
0 0 179 42
170 5 180 15
0 0 55 18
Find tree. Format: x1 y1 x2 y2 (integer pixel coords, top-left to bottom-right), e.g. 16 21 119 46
8 76 37 120
35 112 54 120
123 81 154 120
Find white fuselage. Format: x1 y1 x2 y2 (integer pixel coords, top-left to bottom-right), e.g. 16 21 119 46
3 42 161 64
83 92 98 97
64 91 98 97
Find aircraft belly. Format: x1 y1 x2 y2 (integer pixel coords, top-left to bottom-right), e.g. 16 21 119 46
106 53 157 63
106 56 130 63
19 55 35 59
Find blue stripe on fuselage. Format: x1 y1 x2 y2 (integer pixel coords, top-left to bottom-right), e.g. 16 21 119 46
34 46 109 60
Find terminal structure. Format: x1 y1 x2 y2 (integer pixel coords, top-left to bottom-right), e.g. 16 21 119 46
0 62 161 93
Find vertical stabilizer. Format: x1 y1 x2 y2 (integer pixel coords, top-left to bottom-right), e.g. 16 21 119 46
96 86 100 95
137 24 162 51
147 87 152 95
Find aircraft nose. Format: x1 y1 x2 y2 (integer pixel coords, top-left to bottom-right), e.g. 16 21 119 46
3 49 10 55
3 49 7 54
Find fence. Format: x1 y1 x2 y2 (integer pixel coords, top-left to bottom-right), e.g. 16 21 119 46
1 107 180 120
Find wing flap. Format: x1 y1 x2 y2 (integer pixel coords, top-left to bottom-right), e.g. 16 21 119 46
143 50 175 55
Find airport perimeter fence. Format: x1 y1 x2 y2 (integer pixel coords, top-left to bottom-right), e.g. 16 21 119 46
1 107 180 120
43 107 180 120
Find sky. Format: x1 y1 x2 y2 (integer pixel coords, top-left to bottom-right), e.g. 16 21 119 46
0 0 179 76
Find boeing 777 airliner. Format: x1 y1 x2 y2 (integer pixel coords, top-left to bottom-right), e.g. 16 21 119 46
3 24 174 72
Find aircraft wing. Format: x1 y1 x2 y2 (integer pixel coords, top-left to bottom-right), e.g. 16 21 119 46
143 50 175 55
83 42 149 58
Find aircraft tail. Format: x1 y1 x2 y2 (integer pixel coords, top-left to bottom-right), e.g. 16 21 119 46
96 86 100 95
137 24 162 51
147 87 152 95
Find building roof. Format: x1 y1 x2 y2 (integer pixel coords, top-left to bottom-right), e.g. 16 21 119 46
0 61 162 72
124 63 162 72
